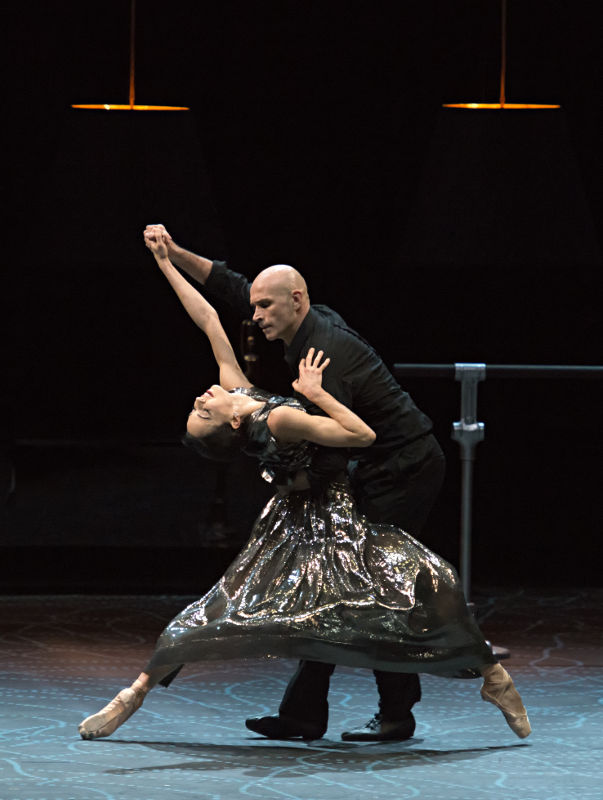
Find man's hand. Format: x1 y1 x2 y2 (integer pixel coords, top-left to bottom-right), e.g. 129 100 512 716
145 225 170 261
143 223 174 253
143 226 213 284
292 347 330 401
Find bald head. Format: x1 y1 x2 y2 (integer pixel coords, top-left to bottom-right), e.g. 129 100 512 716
250 264 311 345
252 264 308 298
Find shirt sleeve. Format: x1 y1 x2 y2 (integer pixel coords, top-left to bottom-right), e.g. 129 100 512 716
204 260 253 318
317 331 356 409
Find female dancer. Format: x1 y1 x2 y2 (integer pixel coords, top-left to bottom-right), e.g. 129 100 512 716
78 235 530 741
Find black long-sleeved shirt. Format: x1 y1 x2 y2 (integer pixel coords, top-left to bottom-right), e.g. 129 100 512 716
205 261 433 464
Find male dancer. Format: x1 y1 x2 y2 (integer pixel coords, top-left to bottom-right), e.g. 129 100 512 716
144 224 446 742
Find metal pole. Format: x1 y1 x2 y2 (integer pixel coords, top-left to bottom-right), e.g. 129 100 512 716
129 0 136 108
500 0 507 107
450 363 485 600
394 364 603 380
392 361 602 654
459 457 475 596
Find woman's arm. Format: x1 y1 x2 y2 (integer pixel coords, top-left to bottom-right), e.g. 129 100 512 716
147 228 251 390
144 224 214 285
267 349 376 448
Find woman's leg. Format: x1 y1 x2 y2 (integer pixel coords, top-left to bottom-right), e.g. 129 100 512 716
78 665 178 740
479 663 531 738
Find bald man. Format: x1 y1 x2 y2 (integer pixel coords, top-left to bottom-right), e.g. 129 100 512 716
143 225 446 742
249 264 310 345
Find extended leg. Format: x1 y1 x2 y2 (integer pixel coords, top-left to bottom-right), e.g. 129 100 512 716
480 663 531 738
78 664 178 740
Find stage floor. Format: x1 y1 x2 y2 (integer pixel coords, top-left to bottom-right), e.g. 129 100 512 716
1 589 601 800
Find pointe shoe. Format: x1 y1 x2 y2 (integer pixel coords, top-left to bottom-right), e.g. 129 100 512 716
480 664 531 739
78 687 145 740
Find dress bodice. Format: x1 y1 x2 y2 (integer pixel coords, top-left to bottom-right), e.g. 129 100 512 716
234 387 316 484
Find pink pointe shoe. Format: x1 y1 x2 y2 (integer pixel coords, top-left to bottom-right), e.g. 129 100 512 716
78 687 145 740
480 664 532 739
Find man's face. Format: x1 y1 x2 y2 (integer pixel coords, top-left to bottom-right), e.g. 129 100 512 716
250 276 298 344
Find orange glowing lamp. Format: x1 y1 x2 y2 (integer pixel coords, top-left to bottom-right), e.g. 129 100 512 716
72 1 189 111
443 103 560 110
443 1 560 110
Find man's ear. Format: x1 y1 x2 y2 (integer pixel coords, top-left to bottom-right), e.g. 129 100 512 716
291 289 302 309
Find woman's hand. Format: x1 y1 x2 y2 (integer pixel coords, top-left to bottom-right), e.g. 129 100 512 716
292 347 330 401
143 223 173 251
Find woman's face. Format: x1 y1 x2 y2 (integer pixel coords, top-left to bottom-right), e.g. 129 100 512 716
186 385 235 438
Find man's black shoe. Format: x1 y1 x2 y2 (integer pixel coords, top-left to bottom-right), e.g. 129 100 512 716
245 715 325 740
341 712 416 742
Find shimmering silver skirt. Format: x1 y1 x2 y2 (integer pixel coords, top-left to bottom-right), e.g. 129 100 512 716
147 484 494 677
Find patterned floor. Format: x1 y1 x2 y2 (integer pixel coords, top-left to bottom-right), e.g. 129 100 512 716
1 589 601 800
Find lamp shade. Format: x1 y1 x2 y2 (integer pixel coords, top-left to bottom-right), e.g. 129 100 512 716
399 108 601 268
36 109 222 267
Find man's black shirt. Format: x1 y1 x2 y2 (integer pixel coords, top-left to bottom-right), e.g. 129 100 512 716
205 261 433 463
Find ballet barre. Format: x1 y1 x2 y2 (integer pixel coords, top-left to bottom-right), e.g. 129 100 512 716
392 363 603 600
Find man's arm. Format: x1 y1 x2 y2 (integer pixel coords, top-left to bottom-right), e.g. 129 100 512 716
143 224 253 318
144 224 213 285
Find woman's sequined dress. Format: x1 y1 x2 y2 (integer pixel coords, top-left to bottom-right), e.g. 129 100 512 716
147 389 494 677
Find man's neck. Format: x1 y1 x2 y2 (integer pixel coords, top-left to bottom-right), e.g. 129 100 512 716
282 307 311 347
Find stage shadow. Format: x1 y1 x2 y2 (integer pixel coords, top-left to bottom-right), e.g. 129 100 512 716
102 739 528 777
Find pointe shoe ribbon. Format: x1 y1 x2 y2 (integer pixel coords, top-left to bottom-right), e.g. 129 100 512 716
79 687 145 740
480 664 531 739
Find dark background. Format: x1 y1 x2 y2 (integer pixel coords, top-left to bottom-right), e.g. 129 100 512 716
3 0 602 591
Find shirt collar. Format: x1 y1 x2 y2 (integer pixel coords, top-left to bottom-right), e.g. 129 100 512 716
284 308 317 369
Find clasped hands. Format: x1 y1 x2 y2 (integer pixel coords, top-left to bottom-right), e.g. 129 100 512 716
144 223 172 261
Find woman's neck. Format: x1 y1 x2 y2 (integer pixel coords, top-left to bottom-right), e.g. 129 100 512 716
233 394 264 420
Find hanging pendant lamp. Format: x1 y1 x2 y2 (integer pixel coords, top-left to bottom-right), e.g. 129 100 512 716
443 1 560 110
72 0 189 111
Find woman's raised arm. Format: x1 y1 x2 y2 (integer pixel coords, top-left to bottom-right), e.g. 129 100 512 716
147 227 251 390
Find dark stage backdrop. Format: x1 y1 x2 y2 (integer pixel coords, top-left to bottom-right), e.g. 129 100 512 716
3 1 602 590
